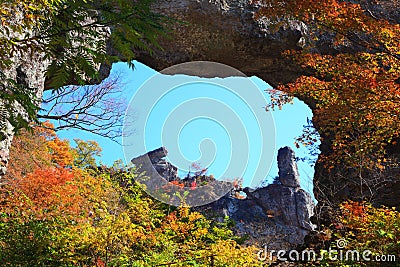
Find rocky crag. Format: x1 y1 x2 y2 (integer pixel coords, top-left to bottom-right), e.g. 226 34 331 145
132 147 179 183
133 146 315 249
198 146 315 249
131 147 232 207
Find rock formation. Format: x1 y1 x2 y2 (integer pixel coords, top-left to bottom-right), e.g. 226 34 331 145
131 147 233 206
277 147 300 188
0 15 111 179
136 0 399 86
134 146 315 249
136 0 308 88
0 50 49 177
198 146 315 249
131 147 179 182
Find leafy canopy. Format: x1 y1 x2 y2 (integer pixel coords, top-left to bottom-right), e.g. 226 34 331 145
1 0 167 89
0 0 167 137
254 0 400 170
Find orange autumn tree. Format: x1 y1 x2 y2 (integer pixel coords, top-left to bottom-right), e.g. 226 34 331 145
5 121 73 181
0 125 262 266
0 124 86 265
252 1 399 170
3 122 79 221
284 51 400 170
1 122 83 221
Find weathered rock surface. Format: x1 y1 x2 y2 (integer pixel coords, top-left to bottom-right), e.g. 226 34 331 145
198 146 315 249
0 49 49 177
132 147 179 182
135 146 315 249
278 147 300 188
137 0 399 86
136 0 308 88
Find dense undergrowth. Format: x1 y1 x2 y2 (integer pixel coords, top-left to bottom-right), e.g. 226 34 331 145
0 124 259 266
1 124 399 266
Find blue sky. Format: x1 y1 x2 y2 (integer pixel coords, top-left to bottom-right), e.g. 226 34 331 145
54 61 317 198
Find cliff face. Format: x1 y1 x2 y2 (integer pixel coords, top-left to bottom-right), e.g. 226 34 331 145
136 0 399 86
0 19 111 179
0 50 49 177
134 146 315 249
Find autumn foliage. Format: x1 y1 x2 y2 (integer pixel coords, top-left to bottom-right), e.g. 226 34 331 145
334 201 400 266
284 51 400 169
0 125 261 266
297 201 400 266
253 0 399 171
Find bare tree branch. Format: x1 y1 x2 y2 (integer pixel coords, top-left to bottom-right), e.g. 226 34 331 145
37 73 128 142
